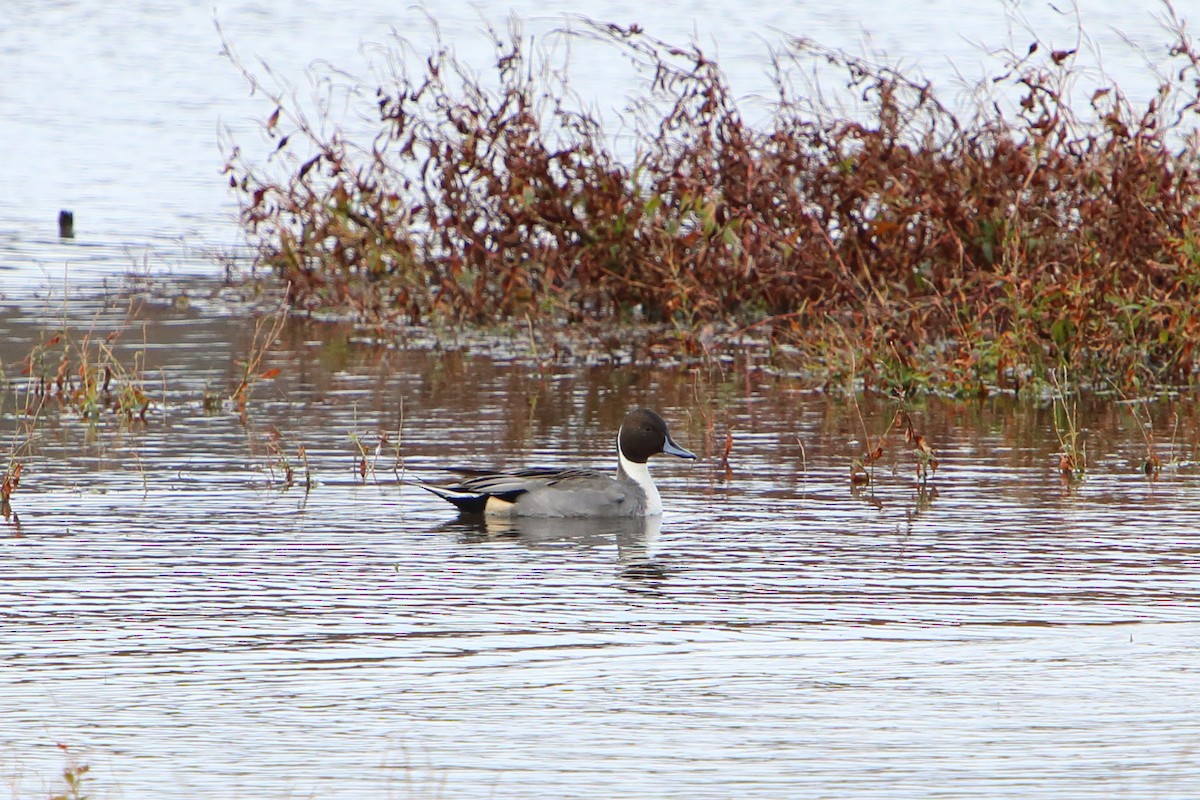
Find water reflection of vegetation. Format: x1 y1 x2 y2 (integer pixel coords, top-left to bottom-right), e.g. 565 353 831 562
3 280 1199 529
2 308 154 522
0 292 303 516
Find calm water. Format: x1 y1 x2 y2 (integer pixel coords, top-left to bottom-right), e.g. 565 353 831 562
0 0 1175 258
4 1 1200 798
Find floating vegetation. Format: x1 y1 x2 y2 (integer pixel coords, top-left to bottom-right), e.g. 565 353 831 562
20 324 153 423
845 400 940 489
1050 368 1088 479
47 744 89 800
260 425 314 491
0 289 299 519
898 410 939 486
227 308 287 421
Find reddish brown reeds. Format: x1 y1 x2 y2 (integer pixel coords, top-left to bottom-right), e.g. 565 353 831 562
18 322 152 423
222 11 1200 392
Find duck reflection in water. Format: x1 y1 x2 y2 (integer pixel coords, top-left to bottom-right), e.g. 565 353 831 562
434 514 666 581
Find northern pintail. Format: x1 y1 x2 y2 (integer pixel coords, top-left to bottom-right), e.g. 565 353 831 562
417 408 696 517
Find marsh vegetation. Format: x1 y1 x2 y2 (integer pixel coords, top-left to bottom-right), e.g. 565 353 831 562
224 10 1200 394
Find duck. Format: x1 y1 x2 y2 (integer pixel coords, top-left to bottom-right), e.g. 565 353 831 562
416 408 696 517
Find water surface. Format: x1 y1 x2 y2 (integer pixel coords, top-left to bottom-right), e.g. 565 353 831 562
1 0 1175 263
4 1 1200 797
1 280 1200 798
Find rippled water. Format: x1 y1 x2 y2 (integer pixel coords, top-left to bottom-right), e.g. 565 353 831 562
1 279 1200 798
5 1 1200 797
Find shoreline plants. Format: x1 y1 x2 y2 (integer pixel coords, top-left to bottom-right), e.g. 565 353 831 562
222 8 1200 394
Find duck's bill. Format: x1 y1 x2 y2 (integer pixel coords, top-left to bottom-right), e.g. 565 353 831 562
663 436 697 459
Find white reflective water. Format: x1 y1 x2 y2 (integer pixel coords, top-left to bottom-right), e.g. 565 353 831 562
0 0 1175 259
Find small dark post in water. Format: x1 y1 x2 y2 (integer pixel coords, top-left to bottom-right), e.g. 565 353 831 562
58 210 74 239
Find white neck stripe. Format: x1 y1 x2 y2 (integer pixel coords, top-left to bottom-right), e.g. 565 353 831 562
619 447 662 515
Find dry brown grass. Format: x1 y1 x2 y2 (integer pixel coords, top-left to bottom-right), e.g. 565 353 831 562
222 12 1200 393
